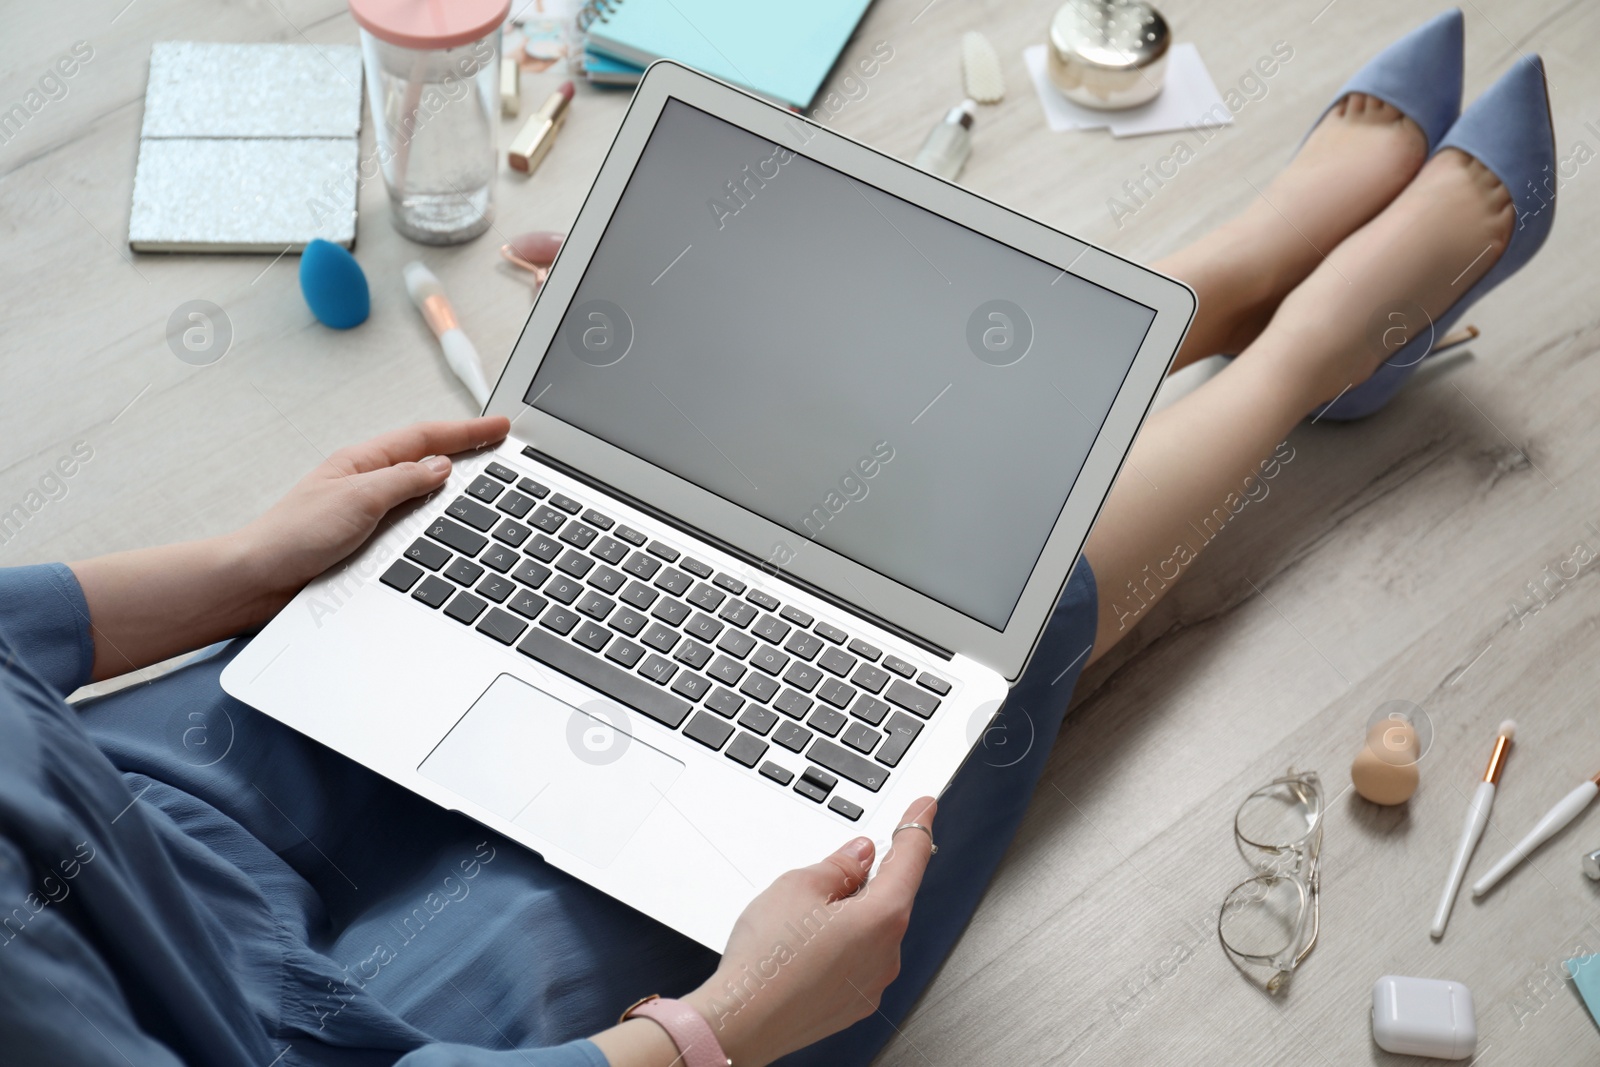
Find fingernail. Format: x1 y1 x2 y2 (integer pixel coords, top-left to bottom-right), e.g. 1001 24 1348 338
424 455 451 474
846 837 873 863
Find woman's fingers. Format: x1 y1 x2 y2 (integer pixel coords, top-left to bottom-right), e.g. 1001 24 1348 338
345 416 511 472
351 455 453 512
800 835 875 902
866 796 938 908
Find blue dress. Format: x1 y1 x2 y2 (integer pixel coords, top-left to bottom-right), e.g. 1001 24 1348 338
0 560 1095 1066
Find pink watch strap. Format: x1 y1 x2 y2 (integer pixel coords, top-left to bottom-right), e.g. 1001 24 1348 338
620 995 731 1067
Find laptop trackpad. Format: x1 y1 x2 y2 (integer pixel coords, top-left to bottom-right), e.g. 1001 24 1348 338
419 674 683 869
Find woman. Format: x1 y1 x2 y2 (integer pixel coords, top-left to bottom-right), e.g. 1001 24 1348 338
0 17 1553 1066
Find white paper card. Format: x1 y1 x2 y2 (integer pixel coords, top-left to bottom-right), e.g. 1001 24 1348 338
1024 42 1233 139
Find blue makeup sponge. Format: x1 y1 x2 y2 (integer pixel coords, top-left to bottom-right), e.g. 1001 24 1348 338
299 239 370 329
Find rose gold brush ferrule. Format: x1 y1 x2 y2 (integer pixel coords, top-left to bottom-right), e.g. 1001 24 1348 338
1591 768 1600 787
420 293 458 335
1483 734 1512 784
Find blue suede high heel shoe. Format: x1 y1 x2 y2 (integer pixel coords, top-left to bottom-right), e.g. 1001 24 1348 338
1316 53 1557 420
1309 8 1463 153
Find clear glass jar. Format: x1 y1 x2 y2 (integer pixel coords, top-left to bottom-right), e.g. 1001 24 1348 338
354 7 503 244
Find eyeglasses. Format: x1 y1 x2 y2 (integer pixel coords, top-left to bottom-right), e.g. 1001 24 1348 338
1217 769 1323 993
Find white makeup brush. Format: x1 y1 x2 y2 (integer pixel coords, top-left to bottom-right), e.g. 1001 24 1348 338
1430 720 1514 938
403 262 490 408
1472 761 1600 898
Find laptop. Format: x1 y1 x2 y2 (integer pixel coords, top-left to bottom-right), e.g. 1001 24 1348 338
221 61 1194 951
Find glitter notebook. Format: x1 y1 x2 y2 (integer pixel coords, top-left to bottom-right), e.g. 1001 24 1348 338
128 42 363 253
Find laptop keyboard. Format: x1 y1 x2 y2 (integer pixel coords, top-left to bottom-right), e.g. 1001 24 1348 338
376 460 954 822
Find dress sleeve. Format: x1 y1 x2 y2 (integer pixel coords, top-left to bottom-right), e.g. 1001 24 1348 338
0 564 96 697
396 1039 613 1066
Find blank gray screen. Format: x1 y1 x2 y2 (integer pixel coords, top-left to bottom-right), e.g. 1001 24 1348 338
525 99 1155 629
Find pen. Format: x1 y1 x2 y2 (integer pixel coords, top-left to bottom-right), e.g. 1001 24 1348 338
508 80 574 175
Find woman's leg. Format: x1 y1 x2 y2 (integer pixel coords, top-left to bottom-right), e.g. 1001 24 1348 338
1085 146 1515 659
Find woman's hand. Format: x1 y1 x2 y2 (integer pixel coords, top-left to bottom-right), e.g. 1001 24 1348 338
683 797 938 1066
236 415 510 605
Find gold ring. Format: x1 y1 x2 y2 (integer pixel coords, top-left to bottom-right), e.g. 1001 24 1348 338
892 822 937 854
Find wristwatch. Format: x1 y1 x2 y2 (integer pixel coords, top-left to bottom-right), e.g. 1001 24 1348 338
619 994 732 1067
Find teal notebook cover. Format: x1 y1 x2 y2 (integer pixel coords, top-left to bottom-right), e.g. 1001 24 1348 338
583 0 874 109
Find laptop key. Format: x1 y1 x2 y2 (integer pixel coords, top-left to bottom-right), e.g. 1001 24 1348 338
640 623 679 654
685 612 724 643
751 645 789 676
480 544 519 574
581 509 614 530
549 493 582 514
773 721 812 753
715 630 756 659
604 637 646 669
512 559 551 588
619 580 658 610
759 761 794 786
779 605 814 627
807 738 888 792
516 477 549 498
875 712 923 767
705 687 744 718
529 506 565 533
412 574 454 607
406 538 452 571
646 541 679 562
841 721 881 755
817 646 856 677
851 695 890 726
588 566 625 594
746 589 779 612
444 592 487 625
784 631 823 661
545 576 583 605
622 552 661 579
752 614 790 643
555 550 594 579
466 474 503 502
496 490 535 519
558 522 597 550
492 519 532 548
614 525 647 546
680 557 713 579
782 662 822 692
539 606 580 634
737 704 778 735
592 536 629 564
852 663 890 694
918 672 953 696
516 628 690 729
484 461 517 483
817 678 856 710
447 495 499 531
828 796 863 822
508 590 549 620
713 572 746 595
637 654 676 685
446 557 486 586
718 600 757 628
381 559 424 592
653 567 693 596
687 583 725 611
428 518 487 556
708 655 745 685
885 679 940 719
608 607 648 637
572 621 611 652
739 673 779 704
477 608 528 645
684 712 734 751
575 591 615 621
670 672 712 702
673 639 713 670
475 575 515 603
650 597 690 627
726 732 768 768
525 533 562 562
882 654 916 678
807 707 846 737
774 689 814 720
795 767 836 803
814 621 847 644
847 638 882 661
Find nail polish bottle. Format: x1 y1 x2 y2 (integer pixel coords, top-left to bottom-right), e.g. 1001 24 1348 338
913 100 976 181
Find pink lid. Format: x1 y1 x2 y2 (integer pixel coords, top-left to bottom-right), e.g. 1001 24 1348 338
349 0 509 50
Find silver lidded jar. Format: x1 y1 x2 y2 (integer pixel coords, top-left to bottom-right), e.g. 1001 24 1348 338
1047 0 1171 110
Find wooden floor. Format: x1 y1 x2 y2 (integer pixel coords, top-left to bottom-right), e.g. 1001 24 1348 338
5 0 1599 1062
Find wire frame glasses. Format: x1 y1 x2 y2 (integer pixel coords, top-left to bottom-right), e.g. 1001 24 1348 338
1217 769 1323 993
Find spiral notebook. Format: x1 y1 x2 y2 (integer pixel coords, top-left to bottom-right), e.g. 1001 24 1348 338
579 0 874 109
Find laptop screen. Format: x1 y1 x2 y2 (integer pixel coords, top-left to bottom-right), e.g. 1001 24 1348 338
525 98 1156 630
